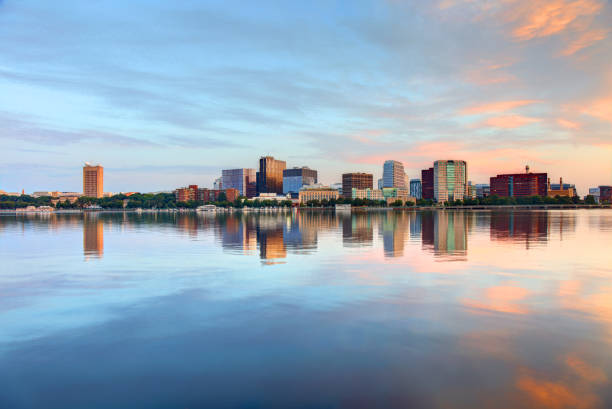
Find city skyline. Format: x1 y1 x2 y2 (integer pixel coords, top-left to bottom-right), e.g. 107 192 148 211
1 1 612 195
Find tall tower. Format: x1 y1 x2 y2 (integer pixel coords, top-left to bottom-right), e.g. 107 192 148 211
383 160 406 189
83 163 104 198
433 160 467 202
256 156 286 195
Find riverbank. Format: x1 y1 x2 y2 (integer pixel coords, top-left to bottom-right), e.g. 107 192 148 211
1 203 611 215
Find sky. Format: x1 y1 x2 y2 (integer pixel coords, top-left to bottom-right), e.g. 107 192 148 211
0 0 611 195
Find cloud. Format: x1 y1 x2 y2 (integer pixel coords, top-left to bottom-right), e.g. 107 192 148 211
507 0 604 41
461 100 541 115
462 285 530 315
557 118 580 129
0 114 158 147
481 115 541 128
561 28 609 55
581 97 612 122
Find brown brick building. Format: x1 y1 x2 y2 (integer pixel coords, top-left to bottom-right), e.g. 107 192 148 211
490 172 548 197
83 164 104 198
342 173 373 198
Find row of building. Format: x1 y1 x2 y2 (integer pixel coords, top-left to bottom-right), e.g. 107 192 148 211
5 160 611 205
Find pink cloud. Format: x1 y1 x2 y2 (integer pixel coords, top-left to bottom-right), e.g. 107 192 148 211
557 118 581 129
507 0 604 41
561 28 609 55
482 115 541 128
581 97 612 122
464 62 517 85
462 285 530 315
461 100 541 115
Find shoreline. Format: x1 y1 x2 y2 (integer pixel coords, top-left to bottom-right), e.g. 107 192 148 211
0 203 610 215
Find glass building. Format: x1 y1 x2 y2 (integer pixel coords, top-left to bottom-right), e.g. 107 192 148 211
410 179 422 199
433 160 467 202
383 160 406 189
222 168 256 197
283 167 318 196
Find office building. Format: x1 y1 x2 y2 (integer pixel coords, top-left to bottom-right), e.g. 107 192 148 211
410 179 422 199
600 186 612 203
382 187 414 205
433 160 467 202
256 156 286 195
383 160 406 189
298 185 339 204
377 178 383 190
421 168 434 200
283 167 318 196
213 177 223 190
490 166 547 197
342 173 373 198
351 188 383 201
222 168 256 197
83 164 103 198
467 181 476 199
475 184 490 198
589 187 600 203
548 177 576 198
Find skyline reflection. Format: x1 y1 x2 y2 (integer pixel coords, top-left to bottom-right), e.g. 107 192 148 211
0 209 590 264
1 209 611 409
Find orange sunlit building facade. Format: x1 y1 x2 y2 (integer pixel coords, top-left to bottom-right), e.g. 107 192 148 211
83 164 104 198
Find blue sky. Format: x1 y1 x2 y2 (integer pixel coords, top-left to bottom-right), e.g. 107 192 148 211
1 0 611 194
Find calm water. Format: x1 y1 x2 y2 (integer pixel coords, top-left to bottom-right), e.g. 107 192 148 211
1 210 611 409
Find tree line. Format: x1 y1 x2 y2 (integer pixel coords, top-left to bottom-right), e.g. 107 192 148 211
0 193 603 210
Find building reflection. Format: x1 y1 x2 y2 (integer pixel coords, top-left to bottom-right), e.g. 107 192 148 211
490 211 548 248
1 209 580 263
219 214 257 253
83 214 104 259
342 212 373 247
421 211 468 260
381 212 409 257
257 219 287 264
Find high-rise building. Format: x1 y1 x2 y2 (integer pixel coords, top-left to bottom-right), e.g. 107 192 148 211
256 156 286 195
475 184 490 198
467 181 477 199
222 168 256 197
383 160 406 188
433 160 467 202
83 164 103 198
421 168 434 200
599 186 612 203
283 167 318 196
490 167 547 197
410 179 422 199
589 187 600 203
213 177 223 190
342 173 373 198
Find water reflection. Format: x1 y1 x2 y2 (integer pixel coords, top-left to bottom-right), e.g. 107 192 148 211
1 210 612 409
0 210 592 264
83 214 103 259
